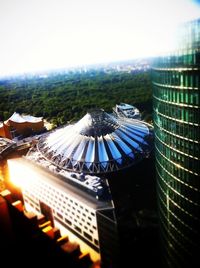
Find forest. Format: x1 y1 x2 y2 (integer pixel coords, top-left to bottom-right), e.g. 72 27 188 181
0 70 152 127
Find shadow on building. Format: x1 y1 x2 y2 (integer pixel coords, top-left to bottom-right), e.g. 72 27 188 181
0 190 99 268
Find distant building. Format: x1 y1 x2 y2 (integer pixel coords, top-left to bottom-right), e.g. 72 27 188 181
10 109 154 267
0 112 44 139
152 18 200 267
113 103 141 120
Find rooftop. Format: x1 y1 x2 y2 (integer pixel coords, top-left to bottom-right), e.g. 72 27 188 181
31 109 153 174
116 103 135 110
20 157 112 210
114 103 141 120
5 112 43 124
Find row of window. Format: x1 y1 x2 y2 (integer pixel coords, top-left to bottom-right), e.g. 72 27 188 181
159 223 184 268
155 135 200 174
23 176 99 247
153 85 199 106
153 70 199 88
153 50 200 68
158 177 200 234
28 179 96 217
159 196 198 249
158 189 198 236
25 192 98 246
154 112 200 141
158 197 198 264
158 189 200 259
156 146 200 191
180 20 200 49
54 210 96 239
155 132 200 172
156 158 200 205
154 124 199 158
153 19 200 68
154 99 200 124
24 196 40 213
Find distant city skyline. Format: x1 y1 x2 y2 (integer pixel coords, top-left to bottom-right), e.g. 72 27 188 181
0 0 200 77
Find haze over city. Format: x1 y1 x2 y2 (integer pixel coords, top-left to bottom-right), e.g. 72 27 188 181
0 0 200 266
0 0 200 77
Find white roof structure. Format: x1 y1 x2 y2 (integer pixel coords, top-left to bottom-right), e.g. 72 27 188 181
6 112 43 124
114 103 141 120
36 110 153 174
117 103 135 110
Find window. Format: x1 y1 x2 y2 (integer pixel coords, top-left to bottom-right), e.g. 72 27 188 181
83 232 92 241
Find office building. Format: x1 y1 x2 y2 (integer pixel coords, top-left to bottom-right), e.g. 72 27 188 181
0 189 97 268
9 109 153 267
152 18 200 267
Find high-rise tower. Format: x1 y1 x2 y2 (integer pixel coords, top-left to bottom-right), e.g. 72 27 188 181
153 19 200 267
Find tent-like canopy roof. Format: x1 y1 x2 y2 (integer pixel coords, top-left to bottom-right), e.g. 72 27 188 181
37 110 153 174
5 112 43 124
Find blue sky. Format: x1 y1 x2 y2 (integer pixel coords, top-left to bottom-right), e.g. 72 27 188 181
0 0 199 76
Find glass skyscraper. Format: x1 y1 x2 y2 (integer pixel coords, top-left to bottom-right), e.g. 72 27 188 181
152 19 200 267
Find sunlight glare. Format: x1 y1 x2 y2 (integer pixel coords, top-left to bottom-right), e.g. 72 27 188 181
0 0 199 76
8 159 36 188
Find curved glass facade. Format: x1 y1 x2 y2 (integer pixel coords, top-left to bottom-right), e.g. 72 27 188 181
153 19 200 267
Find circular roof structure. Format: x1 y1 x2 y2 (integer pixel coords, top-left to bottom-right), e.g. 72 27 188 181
37 110 153 174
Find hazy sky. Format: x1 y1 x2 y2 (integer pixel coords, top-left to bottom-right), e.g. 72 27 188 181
0 0 199 76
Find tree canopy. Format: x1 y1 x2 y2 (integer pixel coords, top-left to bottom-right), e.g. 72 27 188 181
0 70 152 127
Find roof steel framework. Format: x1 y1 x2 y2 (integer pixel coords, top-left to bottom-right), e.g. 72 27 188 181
37 110 153 174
